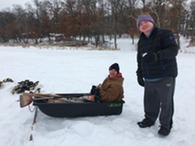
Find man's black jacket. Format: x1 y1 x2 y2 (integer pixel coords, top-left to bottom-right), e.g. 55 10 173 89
136 26 178 79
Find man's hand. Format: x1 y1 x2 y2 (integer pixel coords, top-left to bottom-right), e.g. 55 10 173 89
142 53 157 64
142 52 163 64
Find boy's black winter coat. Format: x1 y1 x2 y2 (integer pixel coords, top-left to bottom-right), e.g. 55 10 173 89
136 26 178 79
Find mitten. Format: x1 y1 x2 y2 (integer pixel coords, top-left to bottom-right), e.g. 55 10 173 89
94 88 100 96
142 53 157 64
90 85 97 94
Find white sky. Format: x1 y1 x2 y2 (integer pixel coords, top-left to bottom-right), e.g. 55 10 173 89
0 0 35 10
0 0 193 11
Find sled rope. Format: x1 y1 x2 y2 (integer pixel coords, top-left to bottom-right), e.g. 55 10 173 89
28 105 36 113
29 106 38 141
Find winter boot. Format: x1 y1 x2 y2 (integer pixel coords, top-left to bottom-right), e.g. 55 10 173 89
137 118 154 128
158 126 171 136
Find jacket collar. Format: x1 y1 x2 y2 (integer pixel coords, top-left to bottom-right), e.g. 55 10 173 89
108 72 122 79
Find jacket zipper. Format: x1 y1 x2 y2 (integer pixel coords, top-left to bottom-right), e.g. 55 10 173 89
145 39 150 78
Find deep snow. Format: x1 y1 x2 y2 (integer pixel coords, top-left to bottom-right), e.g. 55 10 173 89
0 38 195 146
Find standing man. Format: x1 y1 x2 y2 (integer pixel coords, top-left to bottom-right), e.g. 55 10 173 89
136 14 178 136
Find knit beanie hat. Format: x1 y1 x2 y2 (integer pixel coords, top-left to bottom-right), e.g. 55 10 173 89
137 15 155 28
109 63 119 73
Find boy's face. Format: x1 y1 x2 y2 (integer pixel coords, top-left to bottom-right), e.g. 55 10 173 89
139 20 154 35
109 69 118 78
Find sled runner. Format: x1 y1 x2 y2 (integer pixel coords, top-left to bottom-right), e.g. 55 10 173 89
32 93 124 117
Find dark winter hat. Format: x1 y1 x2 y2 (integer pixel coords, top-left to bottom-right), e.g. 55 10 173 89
136 15 154 28
109 63 120 73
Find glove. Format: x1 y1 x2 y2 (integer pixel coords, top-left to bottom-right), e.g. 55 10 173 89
137 76 145 87
90 85 100 102
94 88 100 96
90 85 97 94
143 52 164 63
142 53 157 64
90 85 100 95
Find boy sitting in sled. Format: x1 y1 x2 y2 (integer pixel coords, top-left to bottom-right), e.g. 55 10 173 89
20 63 124 107
90 63 124 102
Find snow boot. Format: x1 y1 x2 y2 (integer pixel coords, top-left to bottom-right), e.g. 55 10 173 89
137 118 154 128
158 126 171 136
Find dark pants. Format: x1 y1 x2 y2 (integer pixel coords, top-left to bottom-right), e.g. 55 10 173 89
144 77 175 129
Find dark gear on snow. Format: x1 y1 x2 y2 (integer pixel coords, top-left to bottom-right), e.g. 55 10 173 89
0 78 14 88
2 78 14 83
12 80 40 94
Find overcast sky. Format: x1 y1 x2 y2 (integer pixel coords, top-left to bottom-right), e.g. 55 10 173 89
0 0 34 10
0 0 193 11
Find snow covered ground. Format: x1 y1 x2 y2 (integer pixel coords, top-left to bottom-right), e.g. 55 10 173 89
0 38 195 146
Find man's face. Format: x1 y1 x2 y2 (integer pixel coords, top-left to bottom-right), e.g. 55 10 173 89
109 69 118 78
139 20 154 35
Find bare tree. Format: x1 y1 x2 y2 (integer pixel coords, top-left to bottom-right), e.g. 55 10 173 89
12 5 28 43
0 11 15 42
188 1 195 39
0 0 194 45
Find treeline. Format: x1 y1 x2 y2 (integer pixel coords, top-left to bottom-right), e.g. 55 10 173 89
0 0 194 47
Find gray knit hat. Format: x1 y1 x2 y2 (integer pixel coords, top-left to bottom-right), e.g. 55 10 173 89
137 15 155 28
